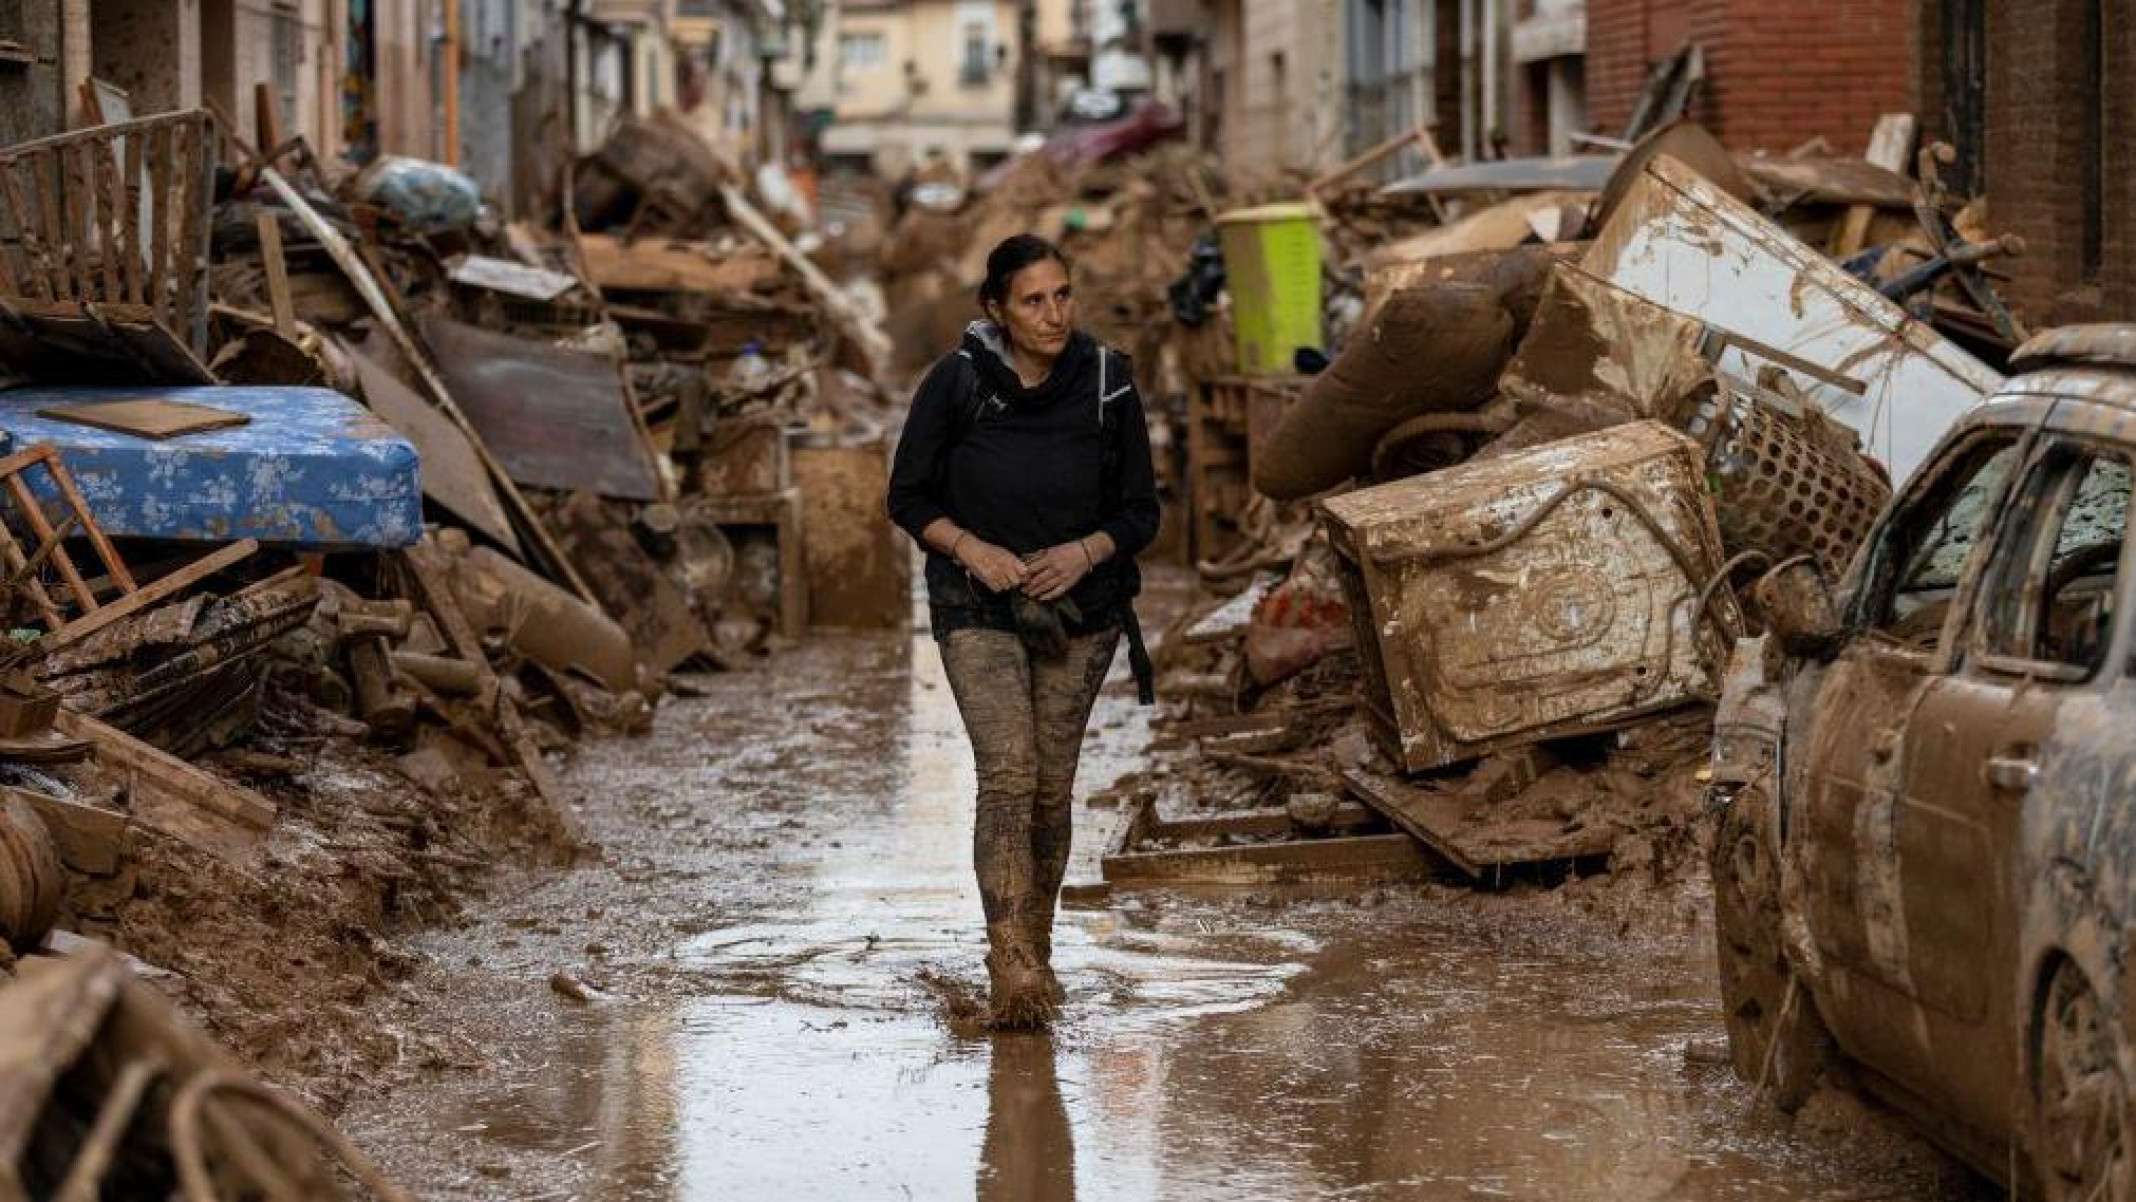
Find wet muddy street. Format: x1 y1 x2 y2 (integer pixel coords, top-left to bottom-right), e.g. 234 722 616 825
342 591 1993 1201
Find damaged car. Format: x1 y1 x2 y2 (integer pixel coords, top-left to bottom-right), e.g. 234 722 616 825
1710 324 2136 1201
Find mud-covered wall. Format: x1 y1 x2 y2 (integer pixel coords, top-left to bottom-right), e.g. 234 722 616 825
0 1 64 148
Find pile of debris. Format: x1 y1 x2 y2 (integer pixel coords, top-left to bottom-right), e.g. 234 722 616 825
1100 120 2017 898
0 90 909 1146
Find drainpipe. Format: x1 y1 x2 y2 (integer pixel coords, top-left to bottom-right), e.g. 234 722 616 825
61 0 90 128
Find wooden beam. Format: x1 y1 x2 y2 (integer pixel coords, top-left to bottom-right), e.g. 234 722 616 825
1829 113 1917 258
253 210 295 338
40 538 257 655
55 709 277 831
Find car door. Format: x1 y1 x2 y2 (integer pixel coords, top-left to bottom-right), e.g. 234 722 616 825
1891 438 2130 1142
1795 429 2026 1083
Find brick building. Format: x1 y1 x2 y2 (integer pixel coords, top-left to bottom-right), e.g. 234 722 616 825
1918 0 2136 325
1584 0 1915 154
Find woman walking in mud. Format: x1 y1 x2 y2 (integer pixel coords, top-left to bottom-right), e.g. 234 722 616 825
886 234 1160 1027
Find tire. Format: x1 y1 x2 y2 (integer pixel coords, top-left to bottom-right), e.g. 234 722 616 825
1711 782 1832 1112
2035 961 2132 1202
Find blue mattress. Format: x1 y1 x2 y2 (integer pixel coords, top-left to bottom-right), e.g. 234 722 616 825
0 385 423 549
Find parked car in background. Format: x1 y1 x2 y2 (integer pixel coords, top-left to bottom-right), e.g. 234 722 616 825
1710 324 2136 1202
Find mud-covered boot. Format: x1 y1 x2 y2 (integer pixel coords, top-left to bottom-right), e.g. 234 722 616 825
1027 903 1066 1006
985 921 1057 1029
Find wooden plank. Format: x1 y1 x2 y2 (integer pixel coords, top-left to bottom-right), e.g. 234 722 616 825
259 167 600 606
1341 767 1618 879
31 151 68 299
1155 802 1379 842
1340 768 1481 879
1102 831 1433 886
41 539 258 655
252 82 282 166
91 134 123 303
54 708 276 832
344 337 520 551
45 449 134 592
171 118 209 351
0 512 64 628
146 122 171 325
120 125 143 303
1830 113 1918 259
66 144 95 301
5 471 95 611
37 398 252 440
6 786 129 875
254 212 295 337
0 163 53 300
397 543 578 839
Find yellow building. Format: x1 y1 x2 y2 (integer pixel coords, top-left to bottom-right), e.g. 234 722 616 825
802 0 1021 176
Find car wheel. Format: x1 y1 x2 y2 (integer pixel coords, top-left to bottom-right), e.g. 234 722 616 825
2036 962 2132 1202
1712 783 1831 1112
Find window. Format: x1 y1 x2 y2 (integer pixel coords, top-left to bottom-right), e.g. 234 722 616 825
1978 445 2129 674
1859 434 2022 647
960 23 990 85
839 31 887 71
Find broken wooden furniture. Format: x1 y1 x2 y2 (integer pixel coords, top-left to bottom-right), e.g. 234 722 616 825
1320 420 1739 773
37 569 322 758
0 386 421 549
1187 376 1304 564
0 109 218 368
0 945 416 1201
1100 792 1435 888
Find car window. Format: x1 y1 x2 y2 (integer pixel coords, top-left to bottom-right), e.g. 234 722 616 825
1863 436 2021 645
1978 445 2129 673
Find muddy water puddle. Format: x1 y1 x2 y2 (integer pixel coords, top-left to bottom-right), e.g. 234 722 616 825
344 599 1987 1201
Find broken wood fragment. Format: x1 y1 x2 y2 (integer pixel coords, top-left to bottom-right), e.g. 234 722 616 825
5 786 129 876
42 539 257 655
55 709 275 833
253 210 296 338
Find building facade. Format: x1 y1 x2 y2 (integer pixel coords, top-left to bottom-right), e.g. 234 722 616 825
798 0 1020 175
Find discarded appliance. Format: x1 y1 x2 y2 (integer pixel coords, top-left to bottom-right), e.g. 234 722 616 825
0 386 421 548
1586 154 2001 486
1320 420 1739 773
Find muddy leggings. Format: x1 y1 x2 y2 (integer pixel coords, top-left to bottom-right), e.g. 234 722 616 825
939 626 1121 930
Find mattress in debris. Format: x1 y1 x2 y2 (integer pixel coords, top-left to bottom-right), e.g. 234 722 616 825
0 385 422 549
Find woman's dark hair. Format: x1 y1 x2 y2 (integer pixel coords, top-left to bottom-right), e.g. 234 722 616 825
978 234 1070 309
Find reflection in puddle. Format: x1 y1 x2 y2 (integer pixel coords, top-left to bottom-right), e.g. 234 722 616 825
348 596 1979 1201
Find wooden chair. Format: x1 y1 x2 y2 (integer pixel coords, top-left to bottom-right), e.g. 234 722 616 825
0 109 218 358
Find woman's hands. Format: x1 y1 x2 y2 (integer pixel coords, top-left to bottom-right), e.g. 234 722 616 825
1020 543 1090 602
955 537 1029 593
927 518 1114 600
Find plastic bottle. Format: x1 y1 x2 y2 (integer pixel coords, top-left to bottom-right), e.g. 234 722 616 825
726 340 772 392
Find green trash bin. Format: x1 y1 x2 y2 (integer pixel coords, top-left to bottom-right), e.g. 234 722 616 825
1216 202 1323 375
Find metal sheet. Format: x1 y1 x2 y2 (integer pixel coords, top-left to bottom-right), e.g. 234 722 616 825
1383 155 1617 197
420 316 661 501
0 385 421 549
1584 154 2002 487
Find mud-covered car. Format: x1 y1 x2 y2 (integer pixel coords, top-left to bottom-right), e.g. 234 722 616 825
1710 324 2136 1201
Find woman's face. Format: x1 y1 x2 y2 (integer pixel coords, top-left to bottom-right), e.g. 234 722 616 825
992 258 1075 359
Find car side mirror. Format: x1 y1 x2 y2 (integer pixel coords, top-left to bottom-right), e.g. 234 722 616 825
1750 559 1843 658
